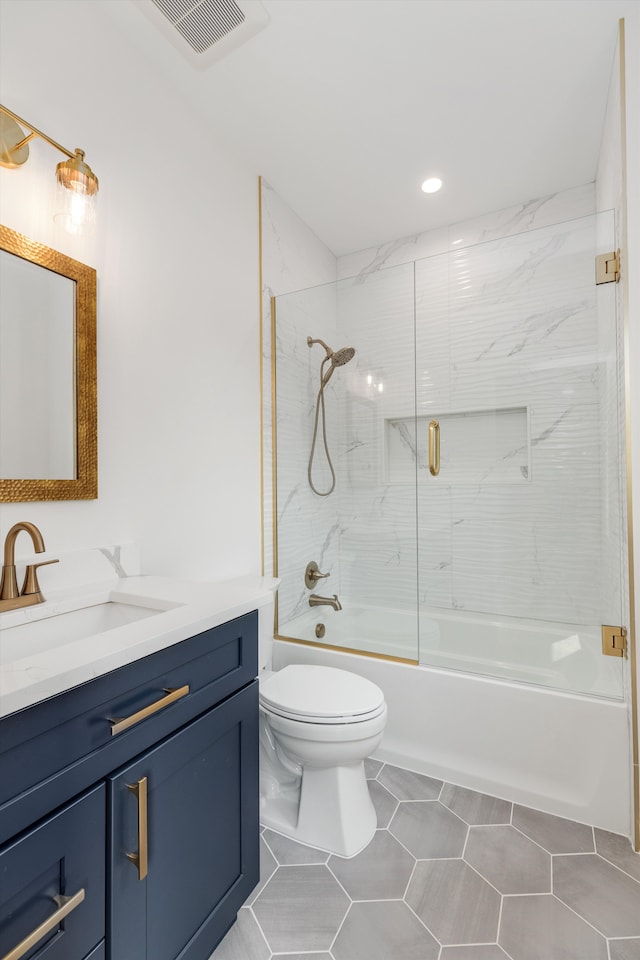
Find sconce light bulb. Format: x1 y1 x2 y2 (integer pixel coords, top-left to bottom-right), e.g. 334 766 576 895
54 150 98 236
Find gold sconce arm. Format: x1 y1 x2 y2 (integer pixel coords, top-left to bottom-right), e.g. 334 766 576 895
0 103 79 165
0 102 99 234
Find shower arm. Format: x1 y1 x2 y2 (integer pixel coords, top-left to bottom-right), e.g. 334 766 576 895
307 336 333 359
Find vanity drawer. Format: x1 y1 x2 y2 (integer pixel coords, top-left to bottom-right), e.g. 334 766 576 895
0 784 105 960
0 611 257 844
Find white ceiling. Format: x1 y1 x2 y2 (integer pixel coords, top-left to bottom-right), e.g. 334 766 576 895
112 0 631 256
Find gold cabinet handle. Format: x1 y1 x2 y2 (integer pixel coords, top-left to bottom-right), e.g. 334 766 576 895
109 685 190 736
2 888 85 960
428 419 440 476
126 776 148 881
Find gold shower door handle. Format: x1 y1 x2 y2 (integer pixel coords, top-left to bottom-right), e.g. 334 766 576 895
428 419 440 476
2 888 85 960
126 776 148 880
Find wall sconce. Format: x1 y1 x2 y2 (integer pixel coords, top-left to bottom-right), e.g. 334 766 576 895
0 103 99 236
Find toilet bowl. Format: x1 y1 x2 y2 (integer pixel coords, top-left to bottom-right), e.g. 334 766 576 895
259 663 387 858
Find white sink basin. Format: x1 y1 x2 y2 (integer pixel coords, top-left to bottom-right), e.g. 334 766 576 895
0 598 170 664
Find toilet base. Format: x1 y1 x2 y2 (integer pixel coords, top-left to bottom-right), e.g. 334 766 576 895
260 760 377 858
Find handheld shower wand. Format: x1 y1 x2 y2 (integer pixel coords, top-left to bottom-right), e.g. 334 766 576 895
307 336 356 496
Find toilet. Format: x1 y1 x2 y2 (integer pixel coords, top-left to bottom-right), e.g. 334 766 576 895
258 661 388 858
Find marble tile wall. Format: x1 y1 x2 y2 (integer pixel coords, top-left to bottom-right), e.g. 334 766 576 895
335 187 625 627
264 177 626 638
337 184 595 282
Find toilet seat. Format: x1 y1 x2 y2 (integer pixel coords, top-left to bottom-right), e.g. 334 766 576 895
259 664 385 725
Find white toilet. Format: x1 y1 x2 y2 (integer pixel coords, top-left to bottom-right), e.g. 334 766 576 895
258 634 388 857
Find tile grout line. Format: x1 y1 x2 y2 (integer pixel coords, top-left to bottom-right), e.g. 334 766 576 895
402 854 419 901
593 850 640 885
327 899 352 955
324 859 356 902
495 885 505 956
403 894 443 947
549 888 615 942
460 823 471 860
462 856 513 900
246 903 273 955
509 820 593 857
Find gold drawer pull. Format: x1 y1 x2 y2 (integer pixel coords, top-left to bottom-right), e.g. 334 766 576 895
428 419 440 476
109 685 190 736
126 776 148 881
2 888 85 960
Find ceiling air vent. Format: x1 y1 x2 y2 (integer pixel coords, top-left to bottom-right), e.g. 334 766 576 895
134 0 269 69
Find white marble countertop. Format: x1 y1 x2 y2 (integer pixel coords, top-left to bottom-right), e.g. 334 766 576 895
0 574 277 718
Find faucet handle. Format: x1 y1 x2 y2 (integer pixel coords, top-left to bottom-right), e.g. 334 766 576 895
305 561 330 589
21 558 59 597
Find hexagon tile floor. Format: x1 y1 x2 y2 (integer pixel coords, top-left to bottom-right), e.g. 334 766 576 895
210 759 640 960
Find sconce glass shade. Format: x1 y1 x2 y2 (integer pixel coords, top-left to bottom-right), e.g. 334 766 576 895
54 149 99 236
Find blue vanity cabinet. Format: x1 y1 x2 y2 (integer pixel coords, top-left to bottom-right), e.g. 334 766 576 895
0 609 260 960
108 683 259 960
0 784 105 960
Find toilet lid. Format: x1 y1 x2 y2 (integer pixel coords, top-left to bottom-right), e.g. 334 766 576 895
259 665 385 723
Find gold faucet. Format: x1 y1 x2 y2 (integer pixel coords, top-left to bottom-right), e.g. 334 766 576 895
309 594 342 611
0 522 59 612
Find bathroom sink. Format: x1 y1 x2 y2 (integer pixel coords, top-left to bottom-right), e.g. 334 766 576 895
0 597 170 664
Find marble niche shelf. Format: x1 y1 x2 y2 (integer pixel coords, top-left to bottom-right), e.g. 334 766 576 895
385 406 530 485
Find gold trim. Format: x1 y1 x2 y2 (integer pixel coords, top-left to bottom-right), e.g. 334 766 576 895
259 176 265 577
601 624 628 657
595 250 621 284
618 17 639 852
126 776 149 881
0 103 78 164
275 632 418 666
271 294 279 575
2 888 85 960
109 685 189 736
0 103 98 198
0 225 97 502
428 419 440 476
271 295 280 636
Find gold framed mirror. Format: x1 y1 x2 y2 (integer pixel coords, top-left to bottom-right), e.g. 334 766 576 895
0 225 97 501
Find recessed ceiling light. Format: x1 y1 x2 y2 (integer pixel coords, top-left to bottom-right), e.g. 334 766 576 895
421 177 442 194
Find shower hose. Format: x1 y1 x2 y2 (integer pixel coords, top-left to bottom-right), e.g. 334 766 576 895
308 357 336 497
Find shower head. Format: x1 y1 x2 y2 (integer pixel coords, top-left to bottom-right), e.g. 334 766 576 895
308 336 356 386
321 345 356 386
331 346 356 367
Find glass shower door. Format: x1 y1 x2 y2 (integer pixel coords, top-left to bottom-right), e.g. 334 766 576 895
415 211 626 699
273 261 420 662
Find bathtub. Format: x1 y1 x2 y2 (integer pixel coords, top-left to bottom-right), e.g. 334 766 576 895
274 604 632 836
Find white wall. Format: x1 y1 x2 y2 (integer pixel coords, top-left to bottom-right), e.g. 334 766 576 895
0 0 261 581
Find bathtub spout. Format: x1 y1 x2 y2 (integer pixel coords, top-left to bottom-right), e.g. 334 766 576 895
309 593 342 611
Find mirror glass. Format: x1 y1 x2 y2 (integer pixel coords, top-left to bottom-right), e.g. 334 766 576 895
0 225 97 502
1 250 76 478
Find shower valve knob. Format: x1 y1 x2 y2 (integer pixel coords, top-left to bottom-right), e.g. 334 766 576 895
305 561 330 589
